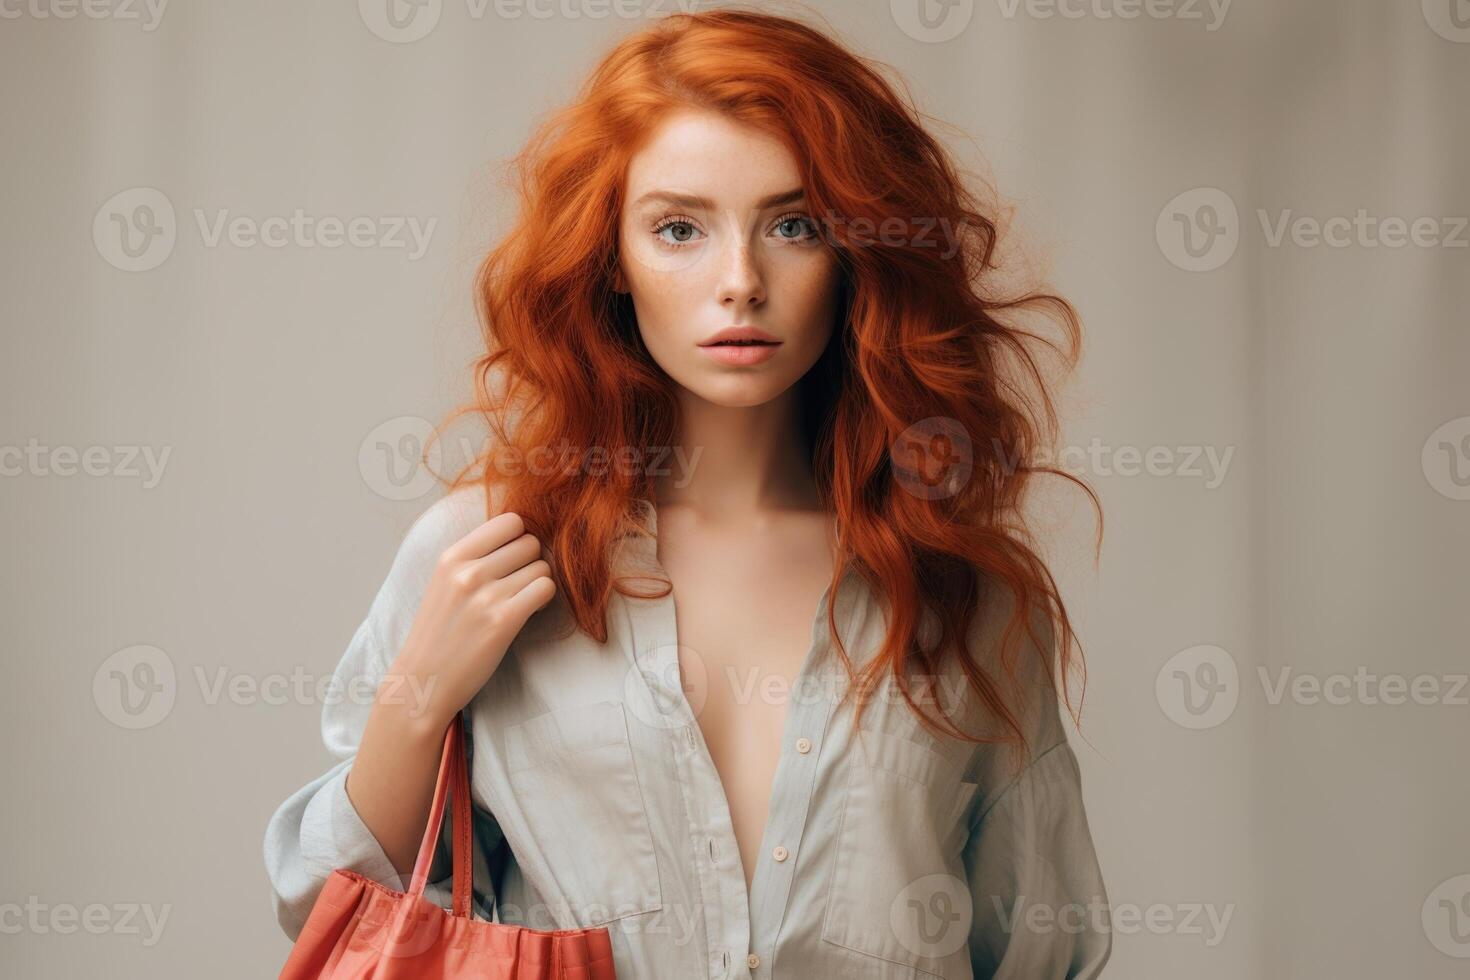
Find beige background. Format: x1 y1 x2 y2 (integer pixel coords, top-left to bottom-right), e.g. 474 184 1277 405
2 0 1467 977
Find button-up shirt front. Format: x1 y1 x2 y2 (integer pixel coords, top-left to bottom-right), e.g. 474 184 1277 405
264 488 1112 978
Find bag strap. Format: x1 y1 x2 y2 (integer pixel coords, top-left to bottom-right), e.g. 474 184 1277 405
406 711 473 918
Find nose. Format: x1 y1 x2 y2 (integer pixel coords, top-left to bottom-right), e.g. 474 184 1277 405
717 220 765 311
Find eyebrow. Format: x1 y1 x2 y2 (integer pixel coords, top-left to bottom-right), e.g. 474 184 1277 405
631 187 807 211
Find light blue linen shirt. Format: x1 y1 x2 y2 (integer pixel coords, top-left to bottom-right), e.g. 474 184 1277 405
263 487 1111 978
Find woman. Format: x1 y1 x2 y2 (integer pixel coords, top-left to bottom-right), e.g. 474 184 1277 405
265 8 1110 978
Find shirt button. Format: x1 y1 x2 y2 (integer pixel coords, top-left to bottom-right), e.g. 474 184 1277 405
747 952 761 969
772 845 789 862
795 737 812 753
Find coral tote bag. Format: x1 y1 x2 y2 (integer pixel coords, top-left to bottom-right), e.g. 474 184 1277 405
278 712 618 979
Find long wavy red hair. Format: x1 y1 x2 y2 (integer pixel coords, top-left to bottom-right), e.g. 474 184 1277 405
434 6 1101 766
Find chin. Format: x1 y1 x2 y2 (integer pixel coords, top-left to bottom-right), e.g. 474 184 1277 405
681 370 796 409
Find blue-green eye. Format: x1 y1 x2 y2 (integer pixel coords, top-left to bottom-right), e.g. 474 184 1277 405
652 217 703 246
772 213 818 242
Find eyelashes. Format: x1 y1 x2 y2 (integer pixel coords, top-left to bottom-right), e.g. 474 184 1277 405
772 211 821 243
649 211 820 248
651 214 701 246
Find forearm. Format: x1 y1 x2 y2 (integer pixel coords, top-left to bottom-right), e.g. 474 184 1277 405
343 684 451 880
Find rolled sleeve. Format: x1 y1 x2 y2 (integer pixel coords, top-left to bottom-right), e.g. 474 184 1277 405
263 759 405 940
261 488 501 940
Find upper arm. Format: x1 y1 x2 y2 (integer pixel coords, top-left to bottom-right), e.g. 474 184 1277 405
964 739 1112 978
959 575 1109 977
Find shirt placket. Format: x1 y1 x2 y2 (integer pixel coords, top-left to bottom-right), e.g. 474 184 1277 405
632 602 749 979
743 583 850 979
643 570 856 979
623 500 860 979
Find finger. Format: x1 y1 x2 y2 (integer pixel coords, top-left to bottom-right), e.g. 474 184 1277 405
443 511 524 562
499 574 557 623
493 559 553 599
475 532 544 581
447 533 543 592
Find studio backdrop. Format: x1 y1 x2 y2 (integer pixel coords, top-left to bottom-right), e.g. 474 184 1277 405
1 1 1466 977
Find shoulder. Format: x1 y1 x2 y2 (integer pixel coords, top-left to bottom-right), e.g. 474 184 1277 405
388 481 508 577
970 574 1058 673
962 571 1068 757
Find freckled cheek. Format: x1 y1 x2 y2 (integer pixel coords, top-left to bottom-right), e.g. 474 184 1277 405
620 249 712 349
637 265 711 320
617 235 673 314
775 251 842 350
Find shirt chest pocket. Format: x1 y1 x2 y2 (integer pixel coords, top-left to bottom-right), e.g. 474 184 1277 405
821 727 981 980
502 699 663 925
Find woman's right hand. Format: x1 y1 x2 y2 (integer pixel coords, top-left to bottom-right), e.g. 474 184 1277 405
338 507 555 879
389 510 557 731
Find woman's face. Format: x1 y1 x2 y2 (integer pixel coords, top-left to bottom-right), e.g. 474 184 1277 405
615 109 843 409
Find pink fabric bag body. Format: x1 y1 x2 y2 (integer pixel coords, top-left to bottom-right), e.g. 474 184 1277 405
278 713 618 979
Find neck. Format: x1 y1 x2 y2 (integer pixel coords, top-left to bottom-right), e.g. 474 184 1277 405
652 384 819 520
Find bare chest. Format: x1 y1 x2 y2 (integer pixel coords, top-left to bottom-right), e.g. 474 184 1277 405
655 510 835 890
